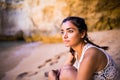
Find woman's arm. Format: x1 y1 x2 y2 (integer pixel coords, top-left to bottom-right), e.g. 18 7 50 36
59 52 77 80
77 48 99 80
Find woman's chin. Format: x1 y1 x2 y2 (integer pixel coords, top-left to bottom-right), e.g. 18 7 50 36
65 45 69 47
64 44 71 47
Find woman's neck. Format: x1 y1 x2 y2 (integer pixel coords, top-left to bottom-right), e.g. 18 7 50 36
72 42 86 60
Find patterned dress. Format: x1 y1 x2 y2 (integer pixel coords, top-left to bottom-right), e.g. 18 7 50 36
74 43 119 80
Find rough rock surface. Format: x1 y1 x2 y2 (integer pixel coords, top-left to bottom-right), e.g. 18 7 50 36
0 0 120 37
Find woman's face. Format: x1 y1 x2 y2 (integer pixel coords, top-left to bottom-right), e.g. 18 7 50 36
61 21 84 47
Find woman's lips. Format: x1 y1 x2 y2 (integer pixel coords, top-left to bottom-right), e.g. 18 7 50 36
64 40 70 43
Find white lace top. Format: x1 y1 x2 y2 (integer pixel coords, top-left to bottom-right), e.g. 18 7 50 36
74 43 119 80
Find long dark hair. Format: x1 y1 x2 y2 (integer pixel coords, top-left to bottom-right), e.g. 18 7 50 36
62 16 108 56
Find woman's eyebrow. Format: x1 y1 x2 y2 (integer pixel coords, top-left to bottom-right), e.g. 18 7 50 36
66 28 75 30
60 29 64 31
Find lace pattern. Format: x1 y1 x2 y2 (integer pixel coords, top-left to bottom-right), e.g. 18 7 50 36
93 56 118 80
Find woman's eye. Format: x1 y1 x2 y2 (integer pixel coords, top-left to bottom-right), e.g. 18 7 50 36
60 31 64 34
68 30 74 33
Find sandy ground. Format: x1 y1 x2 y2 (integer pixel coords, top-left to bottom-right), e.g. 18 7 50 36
0 29 120 80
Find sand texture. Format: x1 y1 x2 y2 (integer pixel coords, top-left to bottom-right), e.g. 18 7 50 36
0 29 120 80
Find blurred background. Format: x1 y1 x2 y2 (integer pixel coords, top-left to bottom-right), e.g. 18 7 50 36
0 0 120 42
0 0 120 80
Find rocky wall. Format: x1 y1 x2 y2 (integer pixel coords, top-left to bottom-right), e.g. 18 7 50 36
0 0 120 40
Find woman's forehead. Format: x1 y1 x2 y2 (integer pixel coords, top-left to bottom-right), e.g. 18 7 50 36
61 21 77 30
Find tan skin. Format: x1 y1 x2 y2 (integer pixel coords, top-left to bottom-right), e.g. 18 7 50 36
60 21 108 80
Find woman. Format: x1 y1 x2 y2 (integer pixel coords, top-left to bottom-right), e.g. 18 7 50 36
48 16 119 80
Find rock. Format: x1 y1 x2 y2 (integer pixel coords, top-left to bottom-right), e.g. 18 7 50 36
0 0 120 40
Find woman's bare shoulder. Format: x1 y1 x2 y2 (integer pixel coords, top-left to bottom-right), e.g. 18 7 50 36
81 47 102 69
77 47 100 79
84 47 100 59
83 47 107 71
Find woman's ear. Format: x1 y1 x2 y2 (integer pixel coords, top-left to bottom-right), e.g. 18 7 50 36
81 31 86 39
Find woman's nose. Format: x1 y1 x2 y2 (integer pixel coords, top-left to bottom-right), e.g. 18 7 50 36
63 33 68 39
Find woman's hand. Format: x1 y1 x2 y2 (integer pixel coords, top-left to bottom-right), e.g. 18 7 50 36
60 65 77 80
